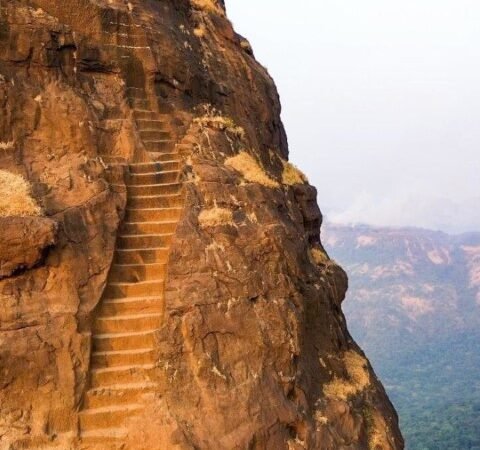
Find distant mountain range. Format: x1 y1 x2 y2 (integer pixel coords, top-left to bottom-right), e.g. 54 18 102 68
323 223 480 450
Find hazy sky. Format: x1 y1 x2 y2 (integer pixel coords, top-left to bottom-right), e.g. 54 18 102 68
227 1 480 233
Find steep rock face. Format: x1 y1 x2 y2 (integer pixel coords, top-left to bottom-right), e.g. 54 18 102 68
0 1 402 449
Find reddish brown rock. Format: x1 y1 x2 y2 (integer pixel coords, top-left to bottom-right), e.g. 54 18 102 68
0 216 57 279
0 1 403 449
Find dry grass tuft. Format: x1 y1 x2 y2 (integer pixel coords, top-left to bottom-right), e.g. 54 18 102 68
194 106 245 139
0 170 42 217
366 411 389 450
193 24 206 38
0 141 14 150
369 428 384 450
310 247 329 265
323 350 371 401
225 151 279 188
190 0 224 15
314 411 329 426
198 206 234 228
282 159 308 185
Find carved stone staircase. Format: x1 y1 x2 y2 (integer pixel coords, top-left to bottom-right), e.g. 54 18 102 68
78 83 184 448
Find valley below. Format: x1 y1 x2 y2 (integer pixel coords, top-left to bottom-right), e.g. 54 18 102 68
324 223 480 450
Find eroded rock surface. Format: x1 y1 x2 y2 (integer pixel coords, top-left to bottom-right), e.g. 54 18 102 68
0 217 57 279
0 0 403 449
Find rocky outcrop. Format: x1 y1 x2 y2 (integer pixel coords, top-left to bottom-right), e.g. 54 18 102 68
0 217 57 279
0 1 403 449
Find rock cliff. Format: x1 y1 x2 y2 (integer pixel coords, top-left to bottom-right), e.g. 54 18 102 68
0 1 403 449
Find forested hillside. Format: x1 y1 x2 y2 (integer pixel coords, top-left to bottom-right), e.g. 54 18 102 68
324 223 480 450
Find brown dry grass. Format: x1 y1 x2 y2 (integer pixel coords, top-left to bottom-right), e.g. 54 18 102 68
193 24 206 38
225 151 279 188
190 0 225 15
367 412 389 450
282 159 308 185
323 350 371 401
198 206 233 228
310 247 329 265
0 170 42 217
194 107 245 139
0 141 14 150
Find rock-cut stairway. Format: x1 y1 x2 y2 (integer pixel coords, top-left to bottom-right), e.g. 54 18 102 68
79 89 184 448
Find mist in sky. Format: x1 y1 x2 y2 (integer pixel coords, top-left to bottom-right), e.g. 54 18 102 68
227 0 480 234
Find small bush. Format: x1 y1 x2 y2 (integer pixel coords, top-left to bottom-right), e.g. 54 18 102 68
198 207 233 228
323 350 371 401
0 170 42 217
225 151 279 188
282 159 308 185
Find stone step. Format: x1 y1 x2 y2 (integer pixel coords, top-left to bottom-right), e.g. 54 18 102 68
120 220 177 235
79 404 144 430
83 382 156 409
128 170 179 185
127 193 183 209
133 110 163 121
125 207 182 222
114 247 169 265
129 160 180 174
90 364 155 388
139 129 171 141
92 348 157 369
143 140 175 152
134 102 172 115
108 262 167 282
99 297 163 316
117 233 173 249
126 86 145 93
150 152 180 162
93 329 157 352
103 280 164 299
79 428 127 449
128 97 150 109
135 118 168 130
94 313 163 334
126 182 182 196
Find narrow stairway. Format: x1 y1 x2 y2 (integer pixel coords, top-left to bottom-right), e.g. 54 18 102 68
78 87 184 448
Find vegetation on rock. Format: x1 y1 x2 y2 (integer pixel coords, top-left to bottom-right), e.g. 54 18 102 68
225 151 279 188
191 0 225 16
323 350 371 400
0 170 42 217
198 206 234 228
281 159 308 185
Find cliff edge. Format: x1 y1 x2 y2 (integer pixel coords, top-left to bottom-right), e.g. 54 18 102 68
0 1 403 448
